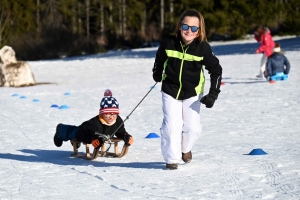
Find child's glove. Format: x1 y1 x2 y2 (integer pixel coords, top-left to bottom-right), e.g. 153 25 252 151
91 138 103 148
123 133 134 146
200 88 220 108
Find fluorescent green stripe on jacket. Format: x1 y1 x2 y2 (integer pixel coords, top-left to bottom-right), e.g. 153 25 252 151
164 49 205 99
195 70 205 95
165 50 203 62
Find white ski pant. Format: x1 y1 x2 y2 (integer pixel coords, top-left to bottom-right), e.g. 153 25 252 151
160 92 203 164
259 54 268 77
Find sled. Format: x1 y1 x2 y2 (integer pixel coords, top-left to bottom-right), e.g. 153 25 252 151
270 72 288 81
70 138 129 160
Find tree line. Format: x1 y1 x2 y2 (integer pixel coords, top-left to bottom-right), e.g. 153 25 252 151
0 0 299 61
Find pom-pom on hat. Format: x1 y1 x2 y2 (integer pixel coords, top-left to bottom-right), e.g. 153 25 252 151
104 89 112 96
99 89 119 114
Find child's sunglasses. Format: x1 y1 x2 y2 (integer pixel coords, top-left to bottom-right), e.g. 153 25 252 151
181 24 199 32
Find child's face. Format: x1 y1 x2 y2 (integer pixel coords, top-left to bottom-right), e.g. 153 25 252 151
179 16 199 45
103 113 117 124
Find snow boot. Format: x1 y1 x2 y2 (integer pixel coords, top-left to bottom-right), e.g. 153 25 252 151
166 163 178 170
54 124 63 147
182 151 192 163
54 124 78 147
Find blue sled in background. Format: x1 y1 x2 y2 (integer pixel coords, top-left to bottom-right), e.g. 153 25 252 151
269 72 288 81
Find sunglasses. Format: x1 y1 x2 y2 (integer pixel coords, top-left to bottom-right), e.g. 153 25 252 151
181 24 199 32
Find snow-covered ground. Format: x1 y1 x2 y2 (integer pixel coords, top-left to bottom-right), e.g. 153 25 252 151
0 36 299 200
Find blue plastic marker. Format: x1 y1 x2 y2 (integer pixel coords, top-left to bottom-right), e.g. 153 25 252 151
248 148 267 155
145 132 160 138
59 105 69 109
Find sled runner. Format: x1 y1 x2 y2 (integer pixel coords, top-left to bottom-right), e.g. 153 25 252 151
70 138 129 160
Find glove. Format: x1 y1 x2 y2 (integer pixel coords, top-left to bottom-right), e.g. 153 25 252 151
123 133 134 146
153 73 162 82
200 88 220 108
91 138 103 148
255 50 260 54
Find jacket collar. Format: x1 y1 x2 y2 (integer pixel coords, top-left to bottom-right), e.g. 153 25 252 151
175 34 199 51
98 114 116 126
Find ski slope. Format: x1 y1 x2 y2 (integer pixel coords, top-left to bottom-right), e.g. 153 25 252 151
0 36 300 200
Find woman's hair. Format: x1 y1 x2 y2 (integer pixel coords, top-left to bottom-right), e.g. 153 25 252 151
174 9 207 42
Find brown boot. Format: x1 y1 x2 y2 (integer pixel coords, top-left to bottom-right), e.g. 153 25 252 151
182 151 192 163
166 163 178 170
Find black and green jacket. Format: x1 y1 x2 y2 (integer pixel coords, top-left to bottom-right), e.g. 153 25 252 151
153 35 222 100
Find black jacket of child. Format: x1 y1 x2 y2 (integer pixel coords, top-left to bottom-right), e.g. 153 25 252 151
75 115 126 144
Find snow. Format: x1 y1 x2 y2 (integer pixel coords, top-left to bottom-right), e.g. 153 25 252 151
1 36 300 200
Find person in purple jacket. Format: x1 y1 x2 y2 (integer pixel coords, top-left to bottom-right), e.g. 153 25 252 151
265 43 291 80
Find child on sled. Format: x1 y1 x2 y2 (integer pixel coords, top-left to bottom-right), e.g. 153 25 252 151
53 89 134 149
265 43 291 80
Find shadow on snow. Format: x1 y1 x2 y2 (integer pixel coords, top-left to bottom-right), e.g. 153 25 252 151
211 37 300 56
207 77 267 84
0 149 165 169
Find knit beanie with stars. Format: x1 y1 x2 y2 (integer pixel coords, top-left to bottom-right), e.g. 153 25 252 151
99 89 119 114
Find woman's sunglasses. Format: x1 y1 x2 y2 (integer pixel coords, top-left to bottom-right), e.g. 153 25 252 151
181 24 199 32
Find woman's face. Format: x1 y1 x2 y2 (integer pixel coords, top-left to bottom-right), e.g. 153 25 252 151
103 113 117 124
179 16 199 45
